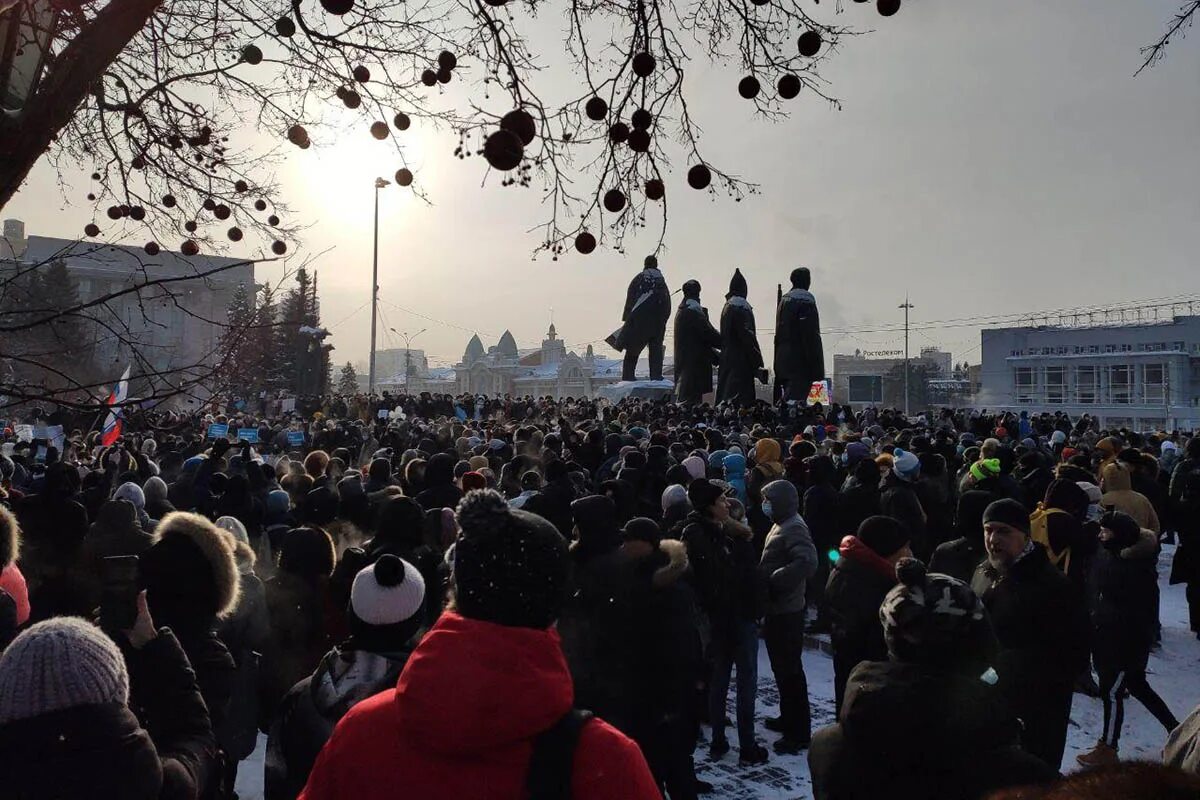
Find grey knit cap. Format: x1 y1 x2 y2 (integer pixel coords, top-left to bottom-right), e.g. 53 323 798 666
0 617 129 724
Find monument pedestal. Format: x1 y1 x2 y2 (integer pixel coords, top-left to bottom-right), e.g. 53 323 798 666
597 380 675 403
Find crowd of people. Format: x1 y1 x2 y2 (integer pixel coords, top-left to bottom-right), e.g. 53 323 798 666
0 394 1199 800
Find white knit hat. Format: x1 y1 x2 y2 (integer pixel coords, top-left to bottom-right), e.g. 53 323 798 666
0 617 129 724
350 555 425 626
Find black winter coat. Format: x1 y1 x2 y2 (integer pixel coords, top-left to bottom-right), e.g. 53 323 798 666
557 545 630 729
621 267 671 349
879 475 928 558
825 538 896 710
773 288 824 393
809 660 1056 800
837 477 880 541
681 512 762 639
0 629 218 800
1092 538 1159 669
672 298 721 403
523 478 577 538
970 545 1090 699
929 537 986 585
716 297 764 407
261 573 332 728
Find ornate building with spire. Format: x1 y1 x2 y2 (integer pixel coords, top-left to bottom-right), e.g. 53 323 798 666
454 323 662 398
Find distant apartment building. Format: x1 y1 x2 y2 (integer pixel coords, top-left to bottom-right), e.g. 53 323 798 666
1 218 253 403
979 315 1200 430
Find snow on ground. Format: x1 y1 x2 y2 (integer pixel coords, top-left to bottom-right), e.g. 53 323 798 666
235 546 1200 800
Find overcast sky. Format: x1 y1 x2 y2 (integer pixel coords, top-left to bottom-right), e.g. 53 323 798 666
7 0 1199 375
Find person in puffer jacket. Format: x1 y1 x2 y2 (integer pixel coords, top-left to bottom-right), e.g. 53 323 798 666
299 490 659 800
757 479 818 754
723 452 747 505
267 555 425 799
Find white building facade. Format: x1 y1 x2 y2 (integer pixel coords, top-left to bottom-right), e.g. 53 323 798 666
979 317 1200 431
455 324 659 399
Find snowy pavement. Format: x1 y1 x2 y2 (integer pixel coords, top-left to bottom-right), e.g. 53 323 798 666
235 546 1200 799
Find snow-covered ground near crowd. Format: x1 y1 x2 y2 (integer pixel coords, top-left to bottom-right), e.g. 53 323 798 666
235 546 1200 799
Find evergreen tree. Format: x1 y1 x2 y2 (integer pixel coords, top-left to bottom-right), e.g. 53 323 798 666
217 281 255 396
337 362 358 395
250 285 279 393
0 259 96 397
274 267 330 396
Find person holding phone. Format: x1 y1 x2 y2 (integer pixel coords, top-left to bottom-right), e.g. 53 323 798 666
0 594 220 798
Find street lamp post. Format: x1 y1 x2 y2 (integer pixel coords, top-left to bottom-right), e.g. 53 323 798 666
389 327 426 393
899 297 914 417
368 177 389 395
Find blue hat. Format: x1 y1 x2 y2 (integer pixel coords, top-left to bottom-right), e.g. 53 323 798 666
892 448 921 482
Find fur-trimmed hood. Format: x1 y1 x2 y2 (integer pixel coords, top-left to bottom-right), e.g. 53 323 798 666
146 511 240 620
0 504 19 569
652 539 688 588
1121 527 1160 561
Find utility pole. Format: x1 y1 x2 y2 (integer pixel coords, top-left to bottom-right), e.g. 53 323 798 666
899 297 914 416
368 177 390 395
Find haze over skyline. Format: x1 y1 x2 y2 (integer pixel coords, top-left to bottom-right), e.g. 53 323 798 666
7 0 1199 376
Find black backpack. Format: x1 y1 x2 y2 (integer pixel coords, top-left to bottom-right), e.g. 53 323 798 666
526 709 594 800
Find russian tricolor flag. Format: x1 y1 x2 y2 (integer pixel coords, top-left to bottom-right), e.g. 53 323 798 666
100 366 131 446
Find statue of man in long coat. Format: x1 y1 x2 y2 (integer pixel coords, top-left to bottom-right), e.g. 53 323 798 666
716 269 765 406
774 267 825 403
672 280 721 404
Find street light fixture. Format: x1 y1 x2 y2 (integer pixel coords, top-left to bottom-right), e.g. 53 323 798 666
367 177 390 395
389 327 426 391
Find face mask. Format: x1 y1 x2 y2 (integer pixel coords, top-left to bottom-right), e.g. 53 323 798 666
840 452 849 466
761 501 773 518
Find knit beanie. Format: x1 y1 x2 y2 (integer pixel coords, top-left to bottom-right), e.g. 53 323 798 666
113 481 146 512
891 448 920 482
0 617 129 725
622 517 662 547
845 441 869 468
452 490 568 629
982 499 1031 535
461 471 487 492
142 475 169 504
687 478 725 514
350 555 425 627
337 474 365 499
661 484 689 513
879 558 992 669
970 458 1001 482
682 455 707 483
857 515 910 559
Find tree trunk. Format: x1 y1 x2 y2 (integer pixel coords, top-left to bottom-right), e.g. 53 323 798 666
0 0 162 210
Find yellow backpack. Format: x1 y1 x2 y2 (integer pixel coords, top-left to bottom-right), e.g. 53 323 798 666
1029 505 1072 572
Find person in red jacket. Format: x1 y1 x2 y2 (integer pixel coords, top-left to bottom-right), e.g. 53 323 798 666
300 489 662 800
